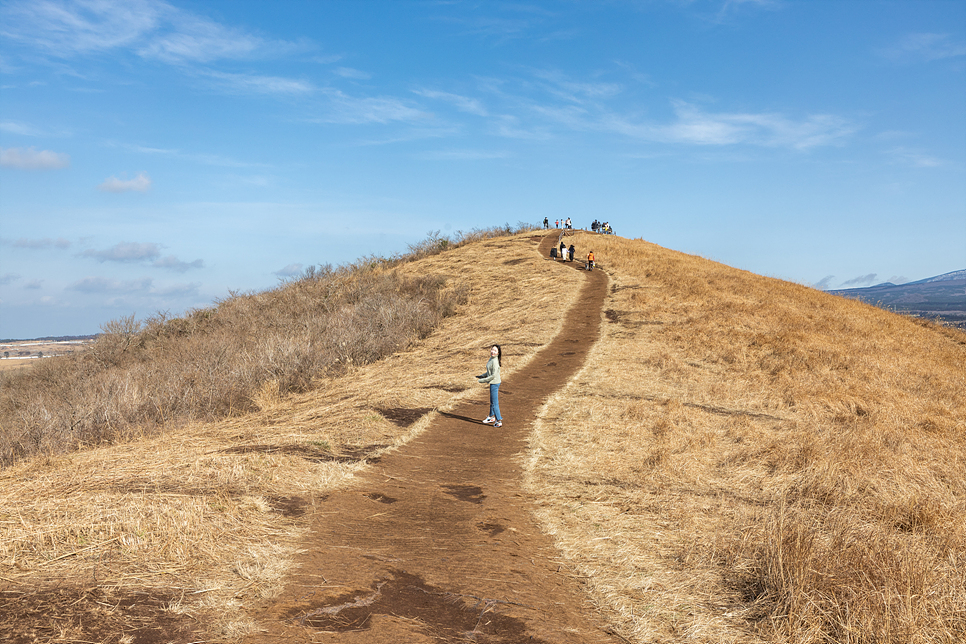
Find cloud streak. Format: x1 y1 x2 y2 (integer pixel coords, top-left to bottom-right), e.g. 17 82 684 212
97 172 152 192
0 146 70 169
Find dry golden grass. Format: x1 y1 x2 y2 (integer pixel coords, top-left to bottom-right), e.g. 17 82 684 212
526 233 966 643
0 231 584 640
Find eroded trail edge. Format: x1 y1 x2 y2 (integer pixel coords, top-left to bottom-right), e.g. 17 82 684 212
245 233 614 643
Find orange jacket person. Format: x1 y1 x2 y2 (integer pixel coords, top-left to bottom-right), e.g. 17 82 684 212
587 251 595 271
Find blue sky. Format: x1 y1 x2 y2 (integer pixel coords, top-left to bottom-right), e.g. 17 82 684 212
1 0 964 339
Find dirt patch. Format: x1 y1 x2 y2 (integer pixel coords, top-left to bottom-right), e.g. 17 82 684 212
364 492 398 504
267 495 312 517
377 407 433 427
221 442 385 463
0 585 198 644
285 570 548 642
477 521 507 537
423 384 469 393
442 484 486 504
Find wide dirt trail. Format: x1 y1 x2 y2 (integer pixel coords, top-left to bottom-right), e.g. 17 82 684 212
245 233 616 643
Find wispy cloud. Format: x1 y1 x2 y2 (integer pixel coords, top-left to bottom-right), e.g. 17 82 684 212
97 171 151 192
604 101 855 149
152 255 204 272
888 147 945 168
414 89 489 116
417 149 511 160
83 242 161 263
68 276 154 294
0 146 70 169
1 0 303 64
202 70 314 95
841 273 879 287
12 237 71 249
334 67 372 80
320 89 429 124
881 33 966 63
274 263 303 278
0 120 44 135
813 275 835 290
81 241 203 271
0 273 22 285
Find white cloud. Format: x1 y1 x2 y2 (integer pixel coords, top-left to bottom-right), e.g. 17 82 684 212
2 0 303 64
1 0 161 56
414 89 489 116
83 242 160 262
152 255 203 272
137 12 263 63
0 146 70 169
274 263 303 277
841 273 879 287
883 33 966 63
203 70 313 95
321 89 429 124
417 149 511 160
889 147 945 168
97 171 151 192
604 101 855 150
0 121 43 135
334 67 372 80
13 237 71 249
69 276 154 294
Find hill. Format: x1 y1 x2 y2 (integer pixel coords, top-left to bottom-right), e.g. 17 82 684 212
1 231 963 643
829 269 966 329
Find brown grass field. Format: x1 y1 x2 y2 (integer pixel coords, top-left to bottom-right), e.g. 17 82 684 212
1 230 964 642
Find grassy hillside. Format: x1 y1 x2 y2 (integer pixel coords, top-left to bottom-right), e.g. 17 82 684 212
527 233 965 643
1 231 962 642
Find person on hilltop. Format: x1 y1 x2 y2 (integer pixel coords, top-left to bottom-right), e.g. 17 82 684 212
478 344 503 428
543 217 549 229
555 219 560 228
565 217 572 229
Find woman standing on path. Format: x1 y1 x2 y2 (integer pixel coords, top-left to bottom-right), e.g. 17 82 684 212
478 344 503 428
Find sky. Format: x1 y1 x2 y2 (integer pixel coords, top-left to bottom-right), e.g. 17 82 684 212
1 0 965 339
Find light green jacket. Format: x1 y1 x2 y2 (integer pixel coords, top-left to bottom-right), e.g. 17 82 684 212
478 356 501 384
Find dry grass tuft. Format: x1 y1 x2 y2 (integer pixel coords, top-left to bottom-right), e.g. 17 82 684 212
526 233 965 643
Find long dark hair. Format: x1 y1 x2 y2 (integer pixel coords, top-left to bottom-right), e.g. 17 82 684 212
492 344 502 366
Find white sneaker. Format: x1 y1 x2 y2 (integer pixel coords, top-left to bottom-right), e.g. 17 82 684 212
482 416 495 424
494 421 503 428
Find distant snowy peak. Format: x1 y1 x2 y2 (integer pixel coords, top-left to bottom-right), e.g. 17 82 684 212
906 269 966 285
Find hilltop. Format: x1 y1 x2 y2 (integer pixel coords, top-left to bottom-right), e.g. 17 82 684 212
1 231 963 643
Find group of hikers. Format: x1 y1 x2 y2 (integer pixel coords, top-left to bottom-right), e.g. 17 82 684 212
549 239 595 270
591 220 613 234
543 217 573 229
541 217 613 235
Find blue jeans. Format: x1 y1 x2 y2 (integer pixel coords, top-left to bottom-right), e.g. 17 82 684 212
489 383 502 421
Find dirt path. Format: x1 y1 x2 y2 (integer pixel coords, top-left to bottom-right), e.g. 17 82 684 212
244 233 616 643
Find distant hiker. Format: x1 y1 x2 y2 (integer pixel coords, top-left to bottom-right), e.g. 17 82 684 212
543 217 549 229
587 250 595 271
568 244 575 262
478 344 502 428
555 219 560 228
560 241 566 261
565 217 572 229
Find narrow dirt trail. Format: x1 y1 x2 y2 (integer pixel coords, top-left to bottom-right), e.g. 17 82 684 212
244 233 617 643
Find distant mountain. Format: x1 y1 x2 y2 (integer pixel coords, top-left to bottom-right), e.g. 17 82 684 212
829 269 966 329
